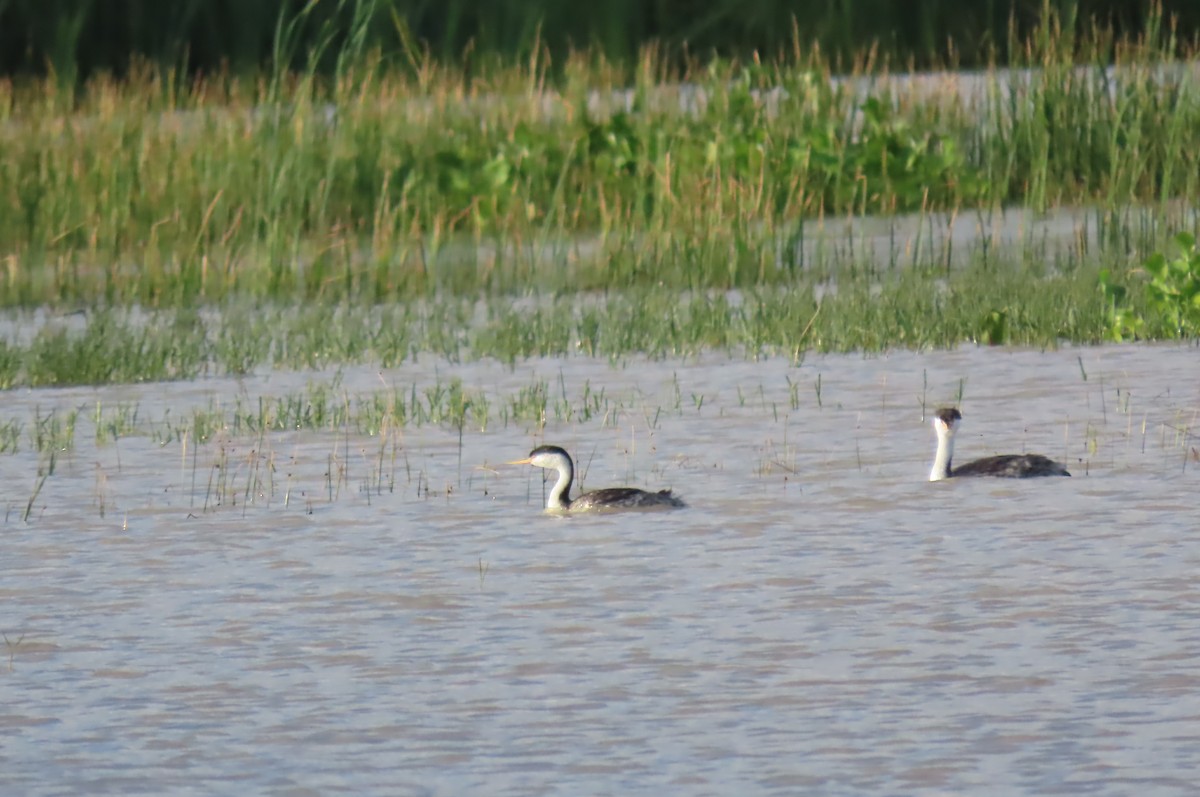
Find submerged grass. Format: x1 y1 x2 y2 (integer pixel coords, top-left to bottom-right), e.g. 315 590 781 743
2 14 1200 308
2 370 663 458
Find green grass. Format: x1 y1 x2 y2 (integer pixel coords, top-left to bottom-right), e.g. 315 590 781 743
0 16 1197 400
0 242 1135 392
2 18 1199 308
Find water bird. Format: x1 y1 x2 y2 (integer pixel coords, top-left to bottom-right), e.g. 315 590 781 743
508 445 686 512
929 407 1070 481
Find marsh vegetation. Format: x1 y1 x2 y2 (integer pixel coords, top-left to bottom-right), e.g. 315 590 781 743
0 6 1197 484
2 8 1199 308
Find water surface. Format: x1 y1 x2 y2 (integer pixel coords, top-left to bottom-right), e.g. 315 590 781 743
2 343 1197 795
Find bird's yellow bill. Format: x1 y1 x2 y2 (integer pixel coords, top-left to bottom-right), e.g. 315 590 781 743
506 457 533 465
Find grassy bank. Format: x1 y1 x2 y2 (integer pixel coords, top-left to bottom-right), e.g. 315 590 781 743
2 19 1199 308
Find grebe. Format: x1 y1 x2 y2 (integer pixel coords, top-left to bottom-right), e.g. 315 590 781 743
929 407 1070 481
508 445 686 512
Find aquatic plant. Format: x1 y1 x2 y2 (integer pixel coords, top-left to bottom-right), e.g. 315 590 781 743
1101 232 1200 340
0 240 1130 391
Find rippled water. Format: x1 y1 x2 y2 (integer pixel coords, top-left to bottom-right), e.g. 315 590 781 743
3 343 1198 795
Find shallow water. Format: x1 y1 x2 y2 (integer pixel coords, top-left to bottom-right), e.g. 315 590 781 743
2 343 1198 795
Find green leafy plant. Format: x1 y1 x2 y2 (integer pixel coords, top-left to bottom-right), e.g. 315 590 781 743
1101 233 1200 340
1144 233 1200 337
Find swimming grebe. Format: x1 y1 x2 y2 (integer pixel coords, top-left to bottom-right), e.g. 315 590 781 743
929 407 1070 481
508 445 686 512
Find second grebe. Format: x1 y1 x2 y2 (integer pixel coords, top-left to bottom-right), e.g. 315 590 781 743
929 407 1070 481
508 445 686 512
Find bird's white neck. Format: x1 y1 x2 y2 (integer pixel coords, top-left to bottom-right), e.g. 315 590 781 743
930 425 955 481
545 462 574 510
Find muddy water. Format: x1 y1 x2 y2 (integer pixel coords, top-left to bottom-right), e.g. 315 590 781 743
2 343 1197 795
